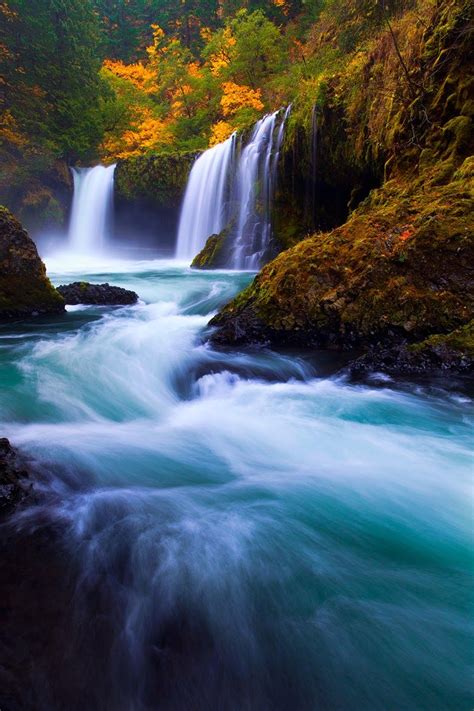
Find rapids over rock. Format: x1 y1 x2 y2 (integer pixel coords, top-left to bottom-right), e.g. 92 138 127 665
0 250 472 710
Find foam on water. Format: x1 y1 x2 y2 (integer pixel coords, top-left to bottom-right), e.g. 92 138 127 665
1 257 472 710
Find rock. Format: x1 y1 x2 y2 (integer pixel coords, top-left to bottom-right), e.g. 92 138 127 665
191 228 231 269
350 321 474 376
0 438 31 517
57 282 138 305
0 206 65 320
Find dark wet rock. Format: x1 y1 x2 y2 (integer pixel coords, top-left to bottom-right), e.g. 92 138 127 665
57 282 138 306
350 321 474 376
0 438 32 517
0 206 65 320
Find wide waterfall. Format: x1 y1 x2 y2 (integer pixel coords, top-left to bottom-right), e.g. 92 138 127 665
176 107 291 269
68 164 116 253
175 135 236 260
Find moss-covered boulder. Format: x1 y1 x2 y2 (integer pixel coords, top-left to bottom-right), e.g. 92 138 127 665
0 207 65 320
210 167 473 352
191 228 232 269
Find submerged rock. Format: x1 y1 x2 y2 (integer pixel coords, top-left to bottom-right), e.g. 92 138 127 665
57 281 138 305
0 206 65 320
0 438 31 517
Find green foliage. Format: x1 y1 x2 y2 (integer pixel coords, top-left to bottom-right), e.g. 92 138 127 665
1 0 105 161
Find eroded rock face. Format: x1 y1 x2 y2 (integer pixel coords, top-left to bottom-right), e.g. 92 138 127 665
57 282 138 305
0 206 65 319
0 438 31 517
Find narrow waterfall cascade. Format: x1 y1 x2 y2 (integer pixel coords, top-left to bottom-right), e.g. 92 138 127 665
68 164 116 254
175 135 236 260
232 105 291 270
176 107 291 269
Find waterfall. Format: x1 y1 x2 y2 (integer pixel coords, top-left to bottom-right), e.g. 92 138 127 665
176 107 291 269
68 164 116 253
175 135 235 260
232 106 291 270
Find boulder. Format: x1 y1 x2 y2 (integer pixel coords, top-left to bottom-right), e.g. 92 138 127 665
57 282 138 305
0 206 65 319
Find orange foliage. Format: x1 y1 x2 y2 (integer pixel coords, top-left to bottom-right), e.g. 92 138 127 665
209 120 233 146
101 108 172 159
220 82 264 117
103 59 156 94
0 111 28 147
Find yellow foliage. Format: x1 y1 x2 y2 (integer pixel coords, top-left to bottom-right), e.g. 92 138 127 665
0 2 17 20
0 110 28 147
209 121 234 146
103 59 156 94
209 28 235 76
101 108 172 160
220 82 264 117
188 62 202 79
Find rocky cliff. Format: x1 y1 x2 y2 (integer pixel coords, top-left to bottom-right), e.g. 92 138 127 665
0 207 65 319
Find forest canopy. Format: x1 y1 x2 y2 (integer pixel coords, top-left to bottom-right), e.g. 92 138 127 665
0 0 419 167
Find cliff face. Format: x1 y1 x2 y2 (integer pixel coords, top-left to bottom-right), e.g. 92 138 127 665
210 0 474 372
0 207 64 319
114 152 196 247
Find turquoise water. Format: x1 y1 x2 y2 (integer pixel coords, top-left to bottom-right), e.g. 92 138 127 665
1 256 473 710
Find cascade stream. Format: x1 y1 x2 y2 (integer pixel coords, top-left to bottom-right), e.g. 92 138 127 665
68 164 116 254
176 107 291 268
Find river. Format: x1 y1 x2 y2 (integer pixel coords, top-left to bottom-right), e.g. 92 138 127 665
1 254 472 710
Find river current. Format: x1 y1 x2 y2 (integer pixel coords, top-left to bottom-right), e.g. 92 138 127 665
1 255 472 710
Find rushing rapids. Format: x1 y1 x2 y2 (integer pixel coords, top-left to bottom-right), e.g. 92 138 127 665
68 164 116 254
1 251 472 710
176 108 291 268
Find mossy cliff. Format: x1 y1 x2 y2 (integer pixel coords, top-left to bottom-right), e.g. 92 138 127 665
210 0 474 373
114 152 196 246
0 207 65 320
115 152 195 206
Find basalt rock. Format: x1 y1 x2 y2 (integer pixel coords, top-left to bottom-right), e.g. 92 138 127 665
0 206 65 320
0 438 32 517
350 322 474 376
57 282 139 306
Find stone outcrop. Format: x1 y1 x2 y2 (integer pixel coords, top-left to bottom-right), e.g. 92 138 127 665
0 438 31 517
0 207 65 320
57 282 138 305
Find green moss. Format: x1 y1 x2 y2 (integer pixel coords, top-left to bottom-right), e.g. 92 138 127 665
0 206 64 319
410 321 474 356
191 230 229 269
114 152 196 207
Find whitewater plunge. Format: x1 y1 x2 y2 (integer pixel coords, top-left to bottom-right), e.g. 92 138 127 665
176 107 291 268
68 164 116 254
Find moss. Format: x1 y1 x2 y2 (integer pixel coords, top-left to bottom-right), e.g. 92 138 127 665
0 206 65 319
115 151 196 208
410 321 474 355
191 231 228 269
